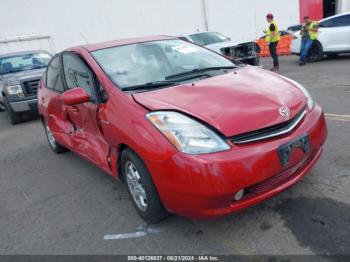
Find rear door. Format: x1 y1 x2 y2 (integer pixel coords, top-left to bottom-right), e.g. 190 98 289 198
61 52 110 171
319 14 350 52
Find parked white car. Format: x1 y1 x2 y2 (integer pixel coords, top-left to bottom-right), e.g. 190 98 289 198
179 31 260 65
291 12 350 61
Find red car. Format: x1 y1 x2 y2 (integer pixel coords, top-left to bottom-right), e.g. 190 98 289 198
38 36 327 223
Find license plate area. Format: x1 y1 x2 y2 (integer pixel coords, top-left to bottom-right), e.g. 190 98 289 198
279 134 310 166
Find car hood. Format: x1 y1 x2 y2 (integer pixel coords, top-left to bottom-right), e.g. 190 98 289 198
133 66 307 137
205 41 250 53
0 68 46 83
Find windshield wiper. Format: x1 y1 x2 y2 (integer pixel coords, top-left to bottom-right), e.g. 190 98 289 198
165 66 236 80
29 65 46 70
122 81 179 91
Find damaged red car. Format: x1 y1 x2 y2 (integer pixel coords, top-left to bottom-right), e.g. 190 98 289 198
38 36 327 223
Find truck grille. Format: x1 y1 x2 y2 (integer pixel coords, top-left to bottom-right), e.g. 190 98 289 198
23 79 40 96
230 107 306 144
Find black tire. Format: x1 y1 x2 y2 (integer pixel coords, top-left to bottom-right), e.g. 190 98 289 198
43 119 68 154
121 148 168 223
307 41 323 62
0 102 5 112
3 96 22 125
246 56 260 66
252 56 260 66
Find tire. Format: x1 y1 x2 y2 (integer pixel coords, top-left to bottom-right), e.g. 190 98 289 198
251 56 260 66
307 41 323 62
0 101 5 112
3 96 22 125
43 119 68 154
121 148 168 223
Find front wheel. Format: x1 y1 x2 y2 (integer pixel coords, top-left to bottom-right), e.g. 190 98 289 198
43 119 68 154
121 148 168 223
3 96 22 125
308 41 323 62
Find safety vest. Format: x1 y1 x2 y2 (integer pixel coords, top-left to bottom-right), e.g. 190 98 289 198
303 21 319 40
266 21 281 43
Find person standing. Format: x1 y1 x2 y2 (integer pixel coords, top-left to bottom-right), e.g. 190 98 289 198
299 16 319 66
264 13 281 72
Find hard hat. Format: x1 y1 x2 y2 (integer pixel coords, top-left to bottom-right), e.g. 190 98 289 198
266 13 274 19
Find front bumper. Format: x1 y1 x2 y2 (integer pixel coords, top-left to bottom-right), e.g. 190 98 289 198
149 104 327 219
9 98 38 113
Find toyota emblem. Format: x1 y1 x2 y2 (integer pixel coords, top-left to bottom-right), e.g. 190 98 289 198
279 106 290 118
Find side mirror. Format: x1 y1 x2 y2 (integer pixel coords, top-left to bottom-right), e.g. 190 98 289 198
62 87 90 105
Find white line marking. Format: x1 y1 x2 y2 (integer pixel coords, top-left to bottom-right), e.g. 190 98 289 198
104 223 164 240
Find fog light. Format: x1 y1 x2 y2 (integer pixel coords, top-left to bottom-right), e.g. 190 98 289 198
234 189 244 201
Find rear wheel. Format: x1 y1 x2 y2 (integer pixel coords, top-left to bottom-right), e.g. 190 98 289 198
121 148 168 223
308 41 323 62
3 96 22 125
0 101 5 112
43 119 68 153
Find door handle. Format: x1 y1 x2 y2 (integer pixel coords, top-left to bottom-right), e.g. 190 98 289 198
70 106 79 113
98 119 110 125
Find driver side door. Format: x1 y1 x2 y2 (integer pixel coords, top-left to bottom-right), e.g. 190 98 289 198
61 52 110 172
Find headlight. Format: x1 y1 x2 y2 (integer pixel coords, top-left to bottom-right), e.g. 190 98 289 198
280 76 314 110
147 111 230 154
6 85 24 97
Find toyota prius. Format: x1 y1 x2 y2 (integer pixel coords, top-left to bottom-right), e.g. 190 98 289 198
38 36 327 223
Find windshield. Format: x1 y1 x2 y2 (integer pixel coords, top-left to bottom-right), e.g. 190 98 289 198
0 52 52 75
189 32 229 46
92 39 235 90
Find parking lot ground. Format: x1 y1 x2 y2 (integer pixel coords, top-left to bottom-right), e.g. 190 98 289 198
0 55 349 255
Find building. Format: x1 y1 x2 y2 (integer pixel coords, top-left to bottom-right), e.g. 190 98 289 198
0 0 349 54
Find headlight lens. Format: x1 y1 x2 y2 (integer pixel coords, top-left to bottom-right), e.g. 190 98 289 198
6 85 24 97
147 111 230 154
280 76 314 110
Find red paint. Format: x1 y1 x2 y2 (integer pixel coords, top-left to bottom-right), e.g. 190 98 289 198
299 0 323 22
38 36 327 219
62 87 90 105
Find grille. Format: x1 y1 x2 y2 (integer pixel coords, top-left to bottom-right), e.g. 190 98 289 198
230 107 306 144
23 79 40 96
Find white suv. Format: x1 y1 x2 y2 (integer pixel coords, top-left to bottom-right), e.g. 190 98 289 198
291 12 350 61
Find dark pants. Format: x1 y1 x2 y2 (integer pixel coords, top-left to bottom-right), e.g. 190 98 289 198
269 41 279 67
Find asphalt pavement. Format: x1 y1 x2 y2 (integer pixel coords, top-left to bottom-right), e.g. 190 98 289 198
0 55 349 255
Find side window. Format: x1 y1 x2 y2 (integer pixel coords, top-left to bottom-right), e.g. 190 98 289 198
62 54 95 98
320 15 350 28
46 56 64 92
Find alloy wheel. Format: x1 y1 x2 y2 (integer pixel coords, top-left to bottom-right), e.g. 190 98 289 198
125 161 148 212
45 123 56 149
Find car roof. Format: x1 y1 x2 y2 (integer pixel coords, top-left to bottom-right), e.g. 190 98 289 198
0 50 51 58
72 35 177 52
320 12 350 22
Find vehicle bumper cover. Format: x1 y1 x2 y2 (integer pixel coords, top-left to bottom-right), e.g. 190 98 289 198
9 98 38 112
147 104 327 219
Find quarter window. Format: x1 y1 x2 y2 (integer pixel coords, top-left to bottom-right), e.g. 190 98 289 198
46 56 64 92
62 54 95 98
